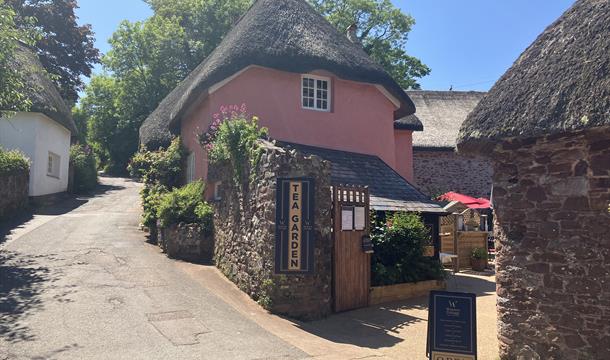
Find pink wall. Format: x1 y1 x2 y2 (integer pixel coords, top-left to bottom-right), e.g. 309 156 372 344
394 131 414 182
181 66 414 183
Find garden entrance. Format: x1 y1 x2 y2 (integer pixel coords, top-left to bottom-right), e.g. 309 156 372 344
332 185 372 312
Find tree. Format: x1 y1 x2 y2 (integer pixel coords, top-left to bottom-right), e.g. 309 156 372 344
78 75 121 172
0 0 31 115
78 0 251 173
309 0 430 89
7 0 100 103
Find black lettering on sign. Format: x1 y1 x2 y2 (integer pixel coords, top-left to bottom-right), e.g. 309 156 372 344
275 178 315 274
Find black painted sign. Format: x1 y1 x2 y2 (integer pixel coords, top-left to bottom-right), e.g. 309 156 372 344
427 291 477 360
275 178 315 274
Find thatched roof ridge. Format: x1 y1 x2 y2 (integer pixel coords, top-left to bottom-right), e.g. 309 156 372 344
6 44 77 134
139 0 415 148
458 0 610 153
407 91 485 149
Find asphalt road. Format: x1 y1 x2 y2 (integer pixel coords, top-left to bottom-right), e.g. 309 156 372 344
0 177 306 360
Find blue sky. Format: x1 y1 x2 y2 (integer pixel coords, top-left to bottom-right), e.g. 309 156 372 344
75 0 575 92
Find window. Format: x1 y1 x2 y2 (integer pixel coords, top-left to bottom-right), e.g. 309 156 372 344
186 152 196 183
47 152 60 178
302 75 330 111
214 181 222 201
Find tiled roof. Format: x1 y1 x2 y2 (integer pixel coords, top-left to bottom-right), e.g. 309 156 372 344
279 142 445 214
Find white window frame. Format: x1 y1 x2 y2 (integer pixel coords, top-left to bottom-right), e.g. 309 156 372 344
186 152 196 184
214 181 222 201
301 74 331 112
47 151 60 179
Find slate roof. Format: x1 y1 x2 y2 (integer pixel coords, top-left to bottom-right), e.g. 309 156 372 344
5 44 77 134
404 91 485 149
280 142 445 213
459 0 610 153
139 0 416 148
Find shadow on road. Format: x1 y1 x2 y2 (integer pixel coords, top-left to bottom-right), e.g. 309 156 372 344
297 298 428 349
0 251 57 343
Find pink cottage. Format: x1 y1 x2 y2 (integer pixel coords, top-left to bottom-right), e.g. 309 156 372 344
140 0 442 216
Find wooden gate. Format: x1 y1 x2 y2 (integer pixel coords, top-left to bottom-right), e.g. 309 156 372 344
332 185 371 312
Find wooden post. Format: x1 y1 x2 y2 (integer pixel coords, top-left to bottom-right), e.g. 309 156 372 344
453 213 459 273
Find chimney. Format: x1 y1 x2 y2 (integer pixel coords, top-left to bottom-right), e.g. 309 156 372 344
346 23 360 45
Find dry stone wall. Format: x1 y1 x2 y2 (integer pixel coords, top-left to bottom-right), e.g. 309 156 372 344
158 222 214 263
210 141 333 320
490 127 610 359
413 149 492 198
0 170 29 220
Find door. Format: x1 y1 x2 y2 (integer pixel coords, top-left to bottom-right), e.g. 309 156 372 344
332 185 371 312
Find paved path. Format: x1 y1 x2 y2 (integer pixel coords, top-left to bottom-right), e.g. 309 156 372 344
0 177 306 360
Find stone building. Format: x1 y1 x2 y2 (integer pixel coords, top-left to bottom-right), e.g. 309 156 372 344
400 91 492 198
458 0 610 358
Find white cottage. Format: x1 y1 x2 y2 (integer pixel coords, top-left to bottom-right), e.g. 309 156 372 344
0 45 77 197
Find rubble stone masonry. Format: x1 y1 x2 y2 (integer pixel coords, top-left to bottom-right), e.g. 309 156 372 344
0 170 29 220
491 127 610 359
413 149 492 198
210 141 333 320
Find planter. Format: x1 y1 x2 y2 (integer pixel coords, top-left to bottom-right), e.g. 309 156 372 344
158 222 214 263
470 257 487 271
370 280 446 305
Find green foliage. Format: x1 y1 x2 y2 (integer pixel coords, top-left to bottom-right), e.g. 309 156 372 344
77 75 122 173
77 0 251 173
471 247 488 260
7 0 100 103
157 181 214 230
141 184 168 229
200 105 268 184
128 137 185 187
0 0 32 115
371 212 445 286
257 278 276 309
69 144 98 193
0 147 29 175
129 137 186 231
309 0 430 89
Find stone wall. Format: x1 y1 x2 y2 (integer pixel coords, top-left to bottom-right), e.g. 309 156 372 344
490 127 610 359
210 141 333 320
413 149 492 198
0 170 29 220
158 222 214 263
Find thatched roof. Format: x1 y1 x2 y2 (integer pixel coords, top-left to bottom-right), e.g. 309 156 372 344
6 44 77 134
458 0 610 153
406 91 485 149
139 0 415 148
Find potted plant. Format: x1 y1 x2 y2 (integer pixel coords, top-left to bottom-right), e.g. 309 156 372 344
470 247 488 271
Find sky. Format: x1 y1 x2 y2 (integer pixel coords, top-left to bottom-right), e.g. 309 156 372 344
75 0 576 92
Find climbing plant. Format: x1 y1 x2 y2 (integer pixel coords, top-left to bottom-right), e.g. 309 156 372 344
200 104 268 184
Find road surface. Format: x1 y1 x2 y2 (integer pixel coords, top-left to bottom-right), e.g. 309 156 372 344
0 177 306 360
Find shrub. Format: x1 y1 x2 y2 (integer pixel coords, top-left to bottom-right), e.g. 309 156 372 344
471 247 488 260
128 137 185 187
157 181 214 232
371 212 445 286
141 184 168 229
0 147 29 174
199 104 267 184
70 144 98 193
128 137 186 232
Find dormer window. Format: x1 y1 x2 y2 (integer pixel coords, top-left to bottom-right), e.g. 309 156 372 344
302 75 330 111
